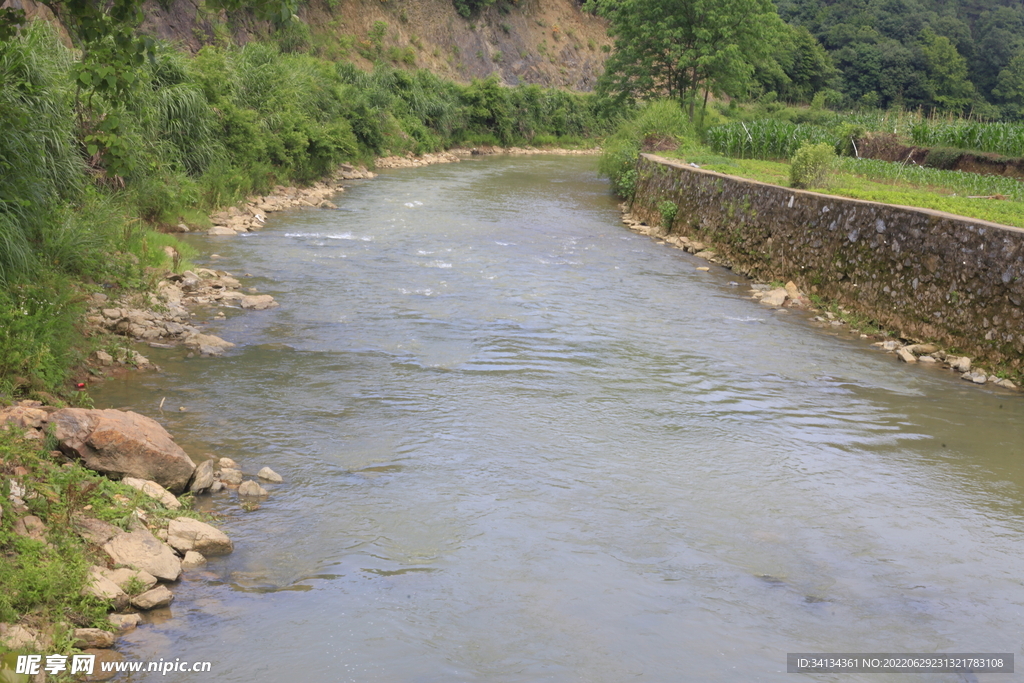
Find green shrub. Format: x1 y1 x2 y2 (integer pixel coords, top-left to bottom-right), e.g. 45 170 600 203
658 200 678 227
923 146 964 170
598 100 695 198
789 142 837 188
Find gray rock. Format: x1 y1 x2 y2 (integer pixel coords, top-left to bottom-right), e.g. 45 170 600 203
759 288 788 307
996 378 1018 389
108 613 141 631
181 550 206 568
257 466 283 483
122 477 181 510
75 516 122 545
218 457 238 468
881 340 902 351
896 348 917 363
949 356 972 372
84 566 130 611
132 585 174 610
219 468 243 485
73 628 115 649
189 459 215 494
904 343 939 355
240 294 278 310
98 567 158 592
103 528 182 582
238 480 268 496
0 624 42 650
167 517 233 556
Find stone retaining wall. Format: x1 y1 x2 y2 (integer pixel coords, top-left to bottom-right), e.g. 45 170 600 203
630 153 1024 373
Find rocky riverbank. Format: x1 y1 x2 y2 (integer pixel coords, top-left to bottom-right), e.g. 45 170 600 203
618 205 1019 392
0 400 285 677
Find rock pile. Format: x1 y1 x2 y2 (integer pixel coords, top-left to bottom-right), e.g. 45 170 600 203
376 152 460 168
84 268 276 358
871 340 1017 388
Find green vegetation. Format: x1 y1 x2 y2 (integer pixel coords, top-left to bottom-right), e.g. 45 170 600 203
910 120 1024 157
0 19 609 398
597 100 694 198
789 142 836 188
600 99 1024 228
0 429 201 655
587 0 784 120
657 200 678 227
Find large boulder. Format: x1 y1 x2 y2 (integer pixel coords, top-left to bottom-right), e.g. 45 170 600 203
50 409 196 493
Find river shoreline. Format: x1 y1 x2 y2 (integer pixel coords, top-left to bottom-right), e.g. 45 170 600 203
617 202 1019 392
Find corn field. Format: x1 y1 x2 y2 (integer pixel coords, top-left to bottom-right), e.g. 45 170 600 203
705 120 840 160
910 121 1024 157
837 158 1024 202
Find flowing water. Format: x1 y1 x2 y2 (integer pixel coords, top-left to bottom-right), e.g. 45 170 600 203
91 156 1024 682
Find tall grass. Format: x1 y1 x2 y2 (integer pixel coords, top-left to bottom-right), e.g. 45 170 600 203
704 120 840 160
598 100 694 198
910 120 1024 157
837 157 1024 201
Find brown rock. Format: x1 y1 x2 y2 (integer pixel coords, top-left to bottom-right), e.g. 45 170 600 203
13 515 46 542
122 477 181 509
240 294 278 310
99 567 158 592
238 480 268 496
167 517 233 556
74 516 122 545
73 628 115 649
84 566 130 611
103 529 182 582
760 288 789 307
81 648 124 681
50 408 196 493
132 585 174 610
0 623 42 650
181 550 206 568
189 459 215 494
108 613 141 631
219 468 243 485
0 406 48 430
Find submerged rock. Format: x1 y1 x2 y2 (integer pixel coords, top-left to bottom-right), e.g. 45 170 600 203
167 517 233 556
238 480 268 496
257 466 283 483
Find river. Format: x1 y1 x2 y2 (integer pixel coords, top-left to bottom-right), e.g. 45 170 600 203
91 156 1023 682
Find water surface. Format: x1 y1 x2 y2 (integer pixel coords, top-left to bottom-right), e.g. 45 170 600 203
93 156 1024 682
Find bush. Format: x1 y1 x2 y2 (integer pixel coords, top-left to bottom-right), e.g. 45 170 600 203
598 100 695 198
790 142 837 189
658 200 678 228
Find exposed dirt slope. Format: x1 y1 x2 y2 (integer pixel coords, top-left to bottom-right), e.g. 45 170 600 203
139 0 611 90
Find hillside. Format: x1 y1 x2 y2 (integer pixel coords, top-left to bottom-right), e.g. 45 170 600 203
138 0 611 90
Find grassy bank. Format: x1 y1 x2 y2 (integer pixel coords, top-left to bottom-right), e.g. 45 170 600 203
0 22 612 400
0 428 202 664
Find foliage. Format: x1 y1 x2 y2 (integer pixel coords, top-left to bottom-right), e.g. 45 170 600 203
910 119 1024 157
587 0 785 119
789 142 836 188
658 200 678 227
705 120 839 160
598 100 695 198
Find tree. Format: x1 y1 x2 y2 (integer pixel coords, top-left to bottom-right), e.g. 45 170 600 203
588 0 785 120
994 47 1024 120
919 28 977 113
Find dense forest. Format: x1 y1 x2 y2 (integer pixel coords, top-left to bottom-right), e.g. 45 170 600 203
770 0 1024 117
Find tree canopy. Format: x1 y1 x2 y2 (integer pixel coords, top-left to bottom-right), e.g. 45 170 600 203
587 0 786 119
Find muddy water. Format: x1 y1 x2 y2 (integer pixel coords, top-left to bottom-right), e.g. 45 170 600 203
92 156 1024 682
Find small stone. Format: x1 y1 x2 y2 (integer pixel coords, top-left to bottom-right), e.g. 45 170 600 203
219 468 243 485
257 466 283 483
904 343 939 355
238 480 268 496
218 457 238 468
896 348 917 363
190 459 215 494
949 356 972 372
210 480 225 493
132 585 174 610
759 288 788 307
918 355 937 363
81 649 124 681
695 266 710 272
108 613 142 631
0 624 41 650
182 550 206 568
996 378 1017 389
122 477 181 510
167 517 233 556
73 628 116 649
881 340 901 351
